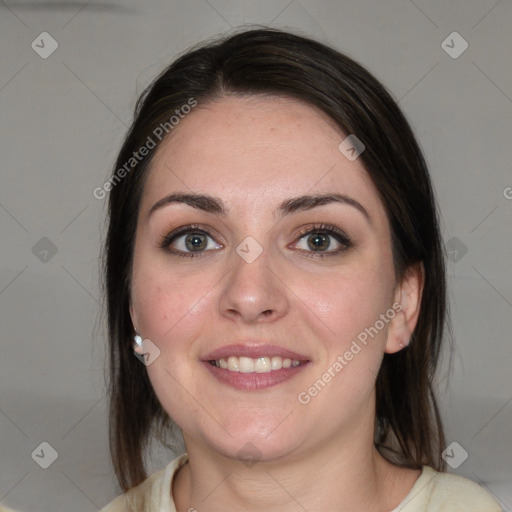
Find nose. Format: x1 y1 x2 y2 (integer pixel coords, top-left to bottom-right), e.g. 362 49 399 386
217 244 290 324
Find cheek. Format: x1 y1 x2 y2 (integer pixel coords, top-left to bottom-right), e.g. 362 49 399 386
131 263 216 421
296 266 392 414
298 260 393 343
132 277 180 339
130 256 219 347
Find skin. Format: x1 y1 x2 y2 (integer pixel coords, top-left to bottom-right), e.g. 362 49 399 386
130 95 424 511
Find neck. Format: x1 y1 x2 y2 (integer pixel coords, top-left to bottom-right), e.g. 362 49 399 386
172 412 417 512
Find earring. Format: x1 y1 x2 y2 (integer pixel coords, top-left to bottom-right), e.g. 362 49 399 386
134 333 143 349
397 337 409 348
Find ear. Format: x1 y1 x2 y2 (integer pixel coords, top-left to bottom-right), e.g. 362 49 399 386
385 261 424 354
129 301 138 333
129 302 144 354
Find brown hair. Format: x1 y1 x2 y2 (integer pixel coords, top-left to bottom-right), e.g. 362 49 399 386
101 27 451 492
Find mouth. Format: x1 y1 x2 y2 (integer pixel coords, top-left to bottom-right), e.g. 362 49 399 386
202 343 311 390
208 355 305 372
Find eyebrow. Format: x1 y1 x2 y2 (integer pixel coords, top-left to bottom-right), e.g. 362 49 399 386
148 192 372 225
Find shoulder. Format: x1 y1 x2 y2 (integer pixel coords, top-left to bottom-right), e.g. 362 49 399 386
394 465 503 512
100 453 189 512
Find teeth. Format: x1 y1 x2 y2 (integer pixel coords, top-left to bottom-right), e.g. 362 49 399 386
254 357 271 373
239 356 255 373
211 355 304 373
227 356 239 371
271 356 282 370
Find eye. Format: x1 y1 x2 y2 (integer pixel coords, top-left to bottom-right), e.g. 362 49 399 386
159 225 222 257
293 224 352 256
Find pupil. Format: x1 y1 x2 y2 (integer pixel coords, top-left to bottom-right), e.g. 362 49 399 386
186 233 206 251
308 233 329 251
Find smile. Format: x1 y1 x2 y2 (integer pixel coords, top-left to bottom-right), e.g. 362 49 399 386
209 356 304 373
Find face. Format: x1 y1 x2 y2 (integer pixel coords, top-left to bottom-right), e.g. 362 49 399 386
130 95 414 463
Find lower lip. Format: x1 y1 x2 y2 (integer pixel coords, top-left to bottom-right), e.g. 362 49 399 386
202 361 310 390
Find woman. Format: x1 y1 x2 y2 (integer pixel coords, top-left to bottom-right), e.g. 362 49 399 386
99 28 502 511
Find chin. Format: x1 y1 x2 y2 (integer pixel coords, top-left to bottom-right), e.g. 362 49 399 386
199 421 305 465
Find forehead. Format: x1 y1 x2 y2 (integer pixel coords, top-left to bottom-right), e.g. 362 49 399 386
141 95 387 224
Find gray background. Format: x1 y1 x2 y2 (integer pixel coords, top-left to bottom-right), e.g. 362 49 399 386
1 1 511 510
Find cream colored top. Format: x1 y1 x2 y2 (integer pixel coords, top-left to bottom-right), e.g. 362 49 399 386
99 454 503 511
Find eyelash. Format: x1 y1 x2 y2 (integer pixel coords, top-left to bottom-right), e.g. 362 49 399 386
295 223 353 258
158 224 218 259
159 223 353 259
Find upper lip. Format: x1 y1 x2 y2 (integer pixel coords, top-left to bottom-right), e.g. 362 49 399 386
202 343 310 362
